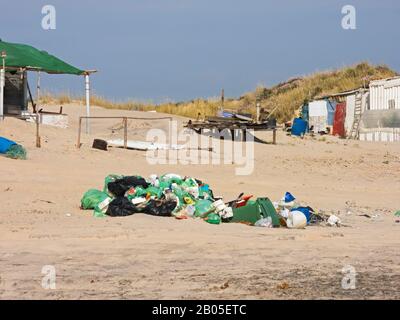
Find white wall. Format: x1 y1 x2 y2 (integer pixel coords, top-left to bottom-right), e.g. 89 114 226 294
370 77 400 110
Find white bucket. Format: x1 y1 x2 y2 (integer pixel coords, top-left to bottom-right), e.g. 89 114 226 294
286 211 307 229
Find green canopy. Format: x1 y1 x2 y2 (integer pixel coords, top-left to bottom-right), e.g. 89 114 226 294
0 40 85 75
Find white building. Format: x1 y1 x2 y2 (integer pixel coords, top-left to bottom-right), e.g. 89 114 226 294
369 76 400 110
359 77 400 142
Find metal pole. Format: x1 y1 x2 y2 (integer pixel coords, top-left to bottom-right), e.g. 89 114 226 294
85 74 90 134
77 117 82 149
0 56 5 121
37 71 41 102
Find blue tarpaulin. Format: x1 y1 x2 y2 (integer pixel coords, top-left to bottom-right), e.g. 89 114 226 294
327 100 337 126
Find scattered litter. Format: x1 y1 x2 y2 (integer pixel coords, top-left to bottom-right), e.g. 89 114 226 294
66 213 72 217
220 281 230 290
327 215 341 227
394 211 400 217
254 217 273 228
277 282 290 290
92 139 108 151
358 214 371 218
37 199 54 204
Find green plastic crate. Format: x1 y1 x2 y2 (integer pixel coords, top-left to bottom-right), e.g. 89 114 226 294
231 197 280 226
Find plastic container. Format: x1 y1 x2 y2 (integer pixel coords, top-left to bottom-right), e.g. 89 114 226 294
194 199 214 217
205 213 221 225
231 200 260 224
286 211 307 229
0 137 16 153
212 199 226 213
291 207 310 223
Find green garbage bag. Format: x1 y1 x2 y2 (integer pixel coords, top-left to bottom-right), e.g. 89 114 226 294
93 195 113 217
5 144 27 160
172 186 194 205
160 174 183 185
145 186 163 198
81 189 110 210
93 207 107 218
103 174 123 195
158 181 170 191
194 199 214 217
181 177 198 188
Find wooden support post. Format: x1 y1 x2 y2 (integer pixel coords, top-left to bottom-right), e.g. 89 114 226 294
272 128 277 145
36 113 41 148
77 117 82 149
123 117 128 149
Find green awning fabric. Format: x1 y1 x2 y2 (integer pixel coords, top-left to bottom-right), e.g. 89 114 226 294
0 40 85 75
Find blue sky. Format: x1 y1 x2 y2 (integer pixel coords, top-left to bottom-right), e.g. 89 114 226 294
1 0 399 102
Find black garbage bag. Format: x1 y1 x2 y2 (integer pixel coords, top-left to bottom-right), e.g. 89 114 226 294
107 176 149 197
106 197 141 217
144 199 177 217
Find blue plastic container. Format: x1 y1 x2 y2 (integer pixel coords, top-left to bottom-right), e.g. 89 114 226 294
0 137 17 153
291 207 311 223
291 118 308 136
284 192 296 202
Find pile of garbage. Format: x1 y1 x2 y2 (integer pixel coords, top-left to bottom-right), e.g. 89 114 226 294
0 137 27 160
80 173 336 228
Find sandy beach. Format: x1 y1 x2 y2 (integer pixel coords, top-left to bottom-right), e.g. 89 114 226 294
0 103 399 299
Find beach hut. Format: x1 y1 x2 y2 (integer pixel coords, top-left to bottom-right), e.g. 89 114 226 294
3 70 27 115
344 89 369 138
315 88 370 139
359 77 400 142
0 40 96 132
308 100 336 133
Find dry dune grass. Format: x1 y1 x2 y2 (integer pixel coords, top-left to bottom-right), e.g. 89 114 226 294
39 62 397 122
